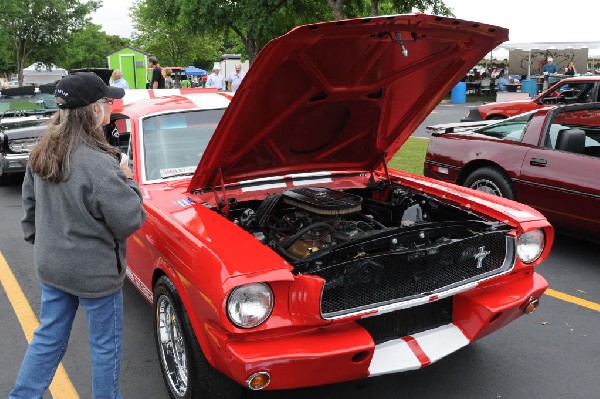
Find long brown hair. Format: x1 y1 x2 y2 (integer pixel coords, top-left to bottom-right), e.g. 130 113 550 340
29 104 120 183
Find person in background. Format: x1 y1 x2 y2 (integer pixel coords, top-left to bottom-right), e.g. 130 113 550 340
205 65 225 91
173 76 182 89
542 57 558 90
180 77 191 88
9 72 146 399
228 63 246 92
564 61 577 76
110 70 129 89
149 56 165 89
164 68 174 89
497 70 509 92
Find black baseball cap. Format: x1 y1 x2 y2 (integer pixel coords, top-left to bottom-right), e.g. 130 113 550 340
55 72 125 109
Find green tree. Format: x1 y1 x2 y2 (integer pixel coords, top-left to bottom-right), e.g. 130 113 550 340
32 23 128 71
0 0 99 86
328 0 453 19
173 0 331 64
130 0 223 69
0 29 16 81
58 24 130 70
380 0 453 16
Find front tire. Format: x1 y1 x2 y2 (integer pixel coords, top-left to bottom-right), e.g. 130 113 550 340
463 167 516 200
153 276 242 399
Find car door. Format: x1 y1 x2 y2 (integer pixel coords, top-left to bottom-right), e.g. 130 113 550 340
538 81 595 105
518 106 600 239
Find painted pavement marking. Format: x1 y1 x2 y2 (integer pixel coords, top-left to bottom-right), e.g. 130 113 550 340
0 250 79 398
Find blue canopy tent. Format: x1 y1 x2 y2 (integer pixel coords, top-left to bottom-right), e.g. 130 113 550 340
184 66 207 76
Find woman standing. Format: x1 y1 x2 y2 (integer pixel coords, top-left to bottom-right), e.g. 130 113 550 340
10 72 146 399
564 61 577 76
164 68 175 89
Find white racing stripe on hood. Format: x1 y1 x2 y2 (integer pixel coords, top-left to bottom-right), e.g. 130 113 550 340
122 89 152 105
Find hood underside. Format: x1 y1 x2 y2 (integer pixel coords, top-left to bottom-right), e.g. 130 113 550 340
190 14 508 191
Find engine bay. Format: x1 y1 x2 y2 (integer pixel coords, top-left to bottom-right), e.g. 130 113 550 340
225 185 510 274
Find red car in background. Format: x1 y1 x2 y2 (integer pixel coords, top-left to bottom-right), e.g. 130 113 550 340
461 76 600 121
426 103 600 243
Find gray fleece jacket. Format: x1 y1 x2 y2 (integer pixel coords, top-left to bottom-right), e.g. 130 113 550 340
21 144 146 298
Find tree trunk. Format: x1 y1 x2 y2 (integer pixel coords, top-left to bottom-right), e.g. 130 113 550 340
370 0 379 17
15 39 27 87
327 0 345 20
245 32 258 64
229 23 259 64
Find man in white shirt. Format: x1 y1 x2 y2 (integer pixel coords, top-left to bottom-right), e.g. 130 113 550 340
205 65 225 91
110 70 130 89
228 64 245 92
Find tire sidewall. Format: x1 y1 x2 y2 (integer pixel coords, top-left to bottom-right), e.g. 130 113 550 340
153 277 193 399
464 167 515 200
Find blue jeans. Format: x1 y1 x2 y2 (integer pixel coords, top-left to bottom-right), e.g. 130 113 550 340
10 283 124 399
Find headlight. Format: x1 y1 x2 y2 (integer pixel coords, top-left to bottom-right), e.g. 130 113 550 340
517 229 545 263
226 283 273 328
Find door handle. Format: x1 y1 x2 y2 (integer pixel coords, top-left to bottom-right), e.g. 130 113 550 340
530 158 547 167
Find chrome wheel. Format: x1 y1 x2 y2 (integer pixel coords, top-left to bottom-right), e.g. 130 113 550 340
463 167 515 200
469 178 504 196
156 294 188 397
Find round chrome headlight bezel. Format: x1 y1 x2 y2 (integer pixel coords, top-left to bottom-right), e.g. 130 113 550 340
226 283 274 329
517 229 545 263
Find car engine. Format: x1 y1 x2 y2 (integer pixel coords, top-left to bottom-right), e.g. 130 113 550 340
229 186 507 267
226 185 512 318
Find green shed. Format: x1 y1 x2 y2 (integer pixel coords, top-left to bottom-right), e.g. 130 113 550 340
106 47 152 89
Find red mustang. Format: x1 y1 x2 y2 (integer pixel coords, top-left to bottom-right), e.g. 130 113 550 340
461 76 600 121
426 103 600 243
110 14 551 398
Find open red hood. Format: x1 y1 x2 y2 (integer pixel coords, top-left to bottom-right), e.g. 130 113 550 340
189 14 507 191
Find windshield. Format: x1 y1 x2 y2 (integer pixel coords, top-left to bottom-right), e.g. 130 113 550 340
0 92 58 116
141 109 225 182
474 111 535 141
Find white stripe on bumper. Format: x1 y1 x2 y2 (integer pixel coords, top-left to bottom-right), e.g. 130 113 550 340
369 339 421 376
368 323 469 377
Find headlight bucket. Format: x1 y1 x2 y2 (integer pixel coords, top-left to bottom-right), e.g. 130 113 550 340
517 229 545 263
226 283 273 328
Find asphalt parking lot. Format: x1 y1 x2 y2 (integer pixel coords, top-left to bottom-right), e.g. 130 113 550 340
1 102 598 398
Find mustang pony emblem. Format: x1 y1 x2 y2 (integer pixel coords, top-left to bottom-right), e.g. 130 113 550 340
474 246 491 268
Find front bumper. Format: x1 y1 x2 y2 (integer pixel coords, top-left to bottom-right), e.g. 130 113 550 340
215 272 547 390
460 107 484 122
0 153 29 176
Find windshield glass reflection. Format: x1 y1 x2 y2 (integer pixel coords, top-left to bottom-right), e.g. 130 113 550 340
142 109 225 181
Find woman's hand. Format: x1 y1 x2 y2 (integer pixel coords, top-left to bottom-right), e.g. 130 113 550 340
120 153 134 179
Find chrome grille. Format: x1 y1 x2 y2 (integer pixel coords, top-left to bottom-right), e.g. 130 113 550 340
9 138 38 153
319 231 513 318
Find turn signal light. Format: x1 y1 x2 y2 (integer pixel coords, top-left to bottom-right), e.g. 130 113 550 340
246 371 271 390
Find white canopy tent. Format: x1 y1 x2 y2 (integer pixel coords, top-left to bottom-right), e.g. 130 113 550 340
498 42 600 77
23 62 68 85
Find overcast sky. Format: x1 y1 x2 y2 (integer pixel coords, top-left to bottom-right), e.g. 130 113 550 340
92 0 598 53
